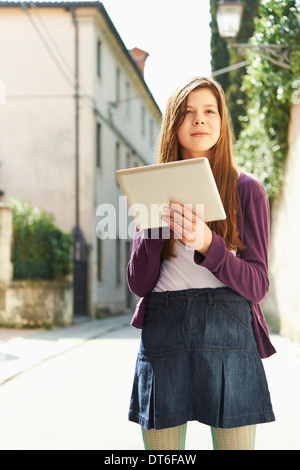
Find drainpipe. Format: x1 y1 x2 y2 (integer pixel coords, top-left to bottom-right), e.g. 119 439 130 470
70 7 88 317
72 6 79 229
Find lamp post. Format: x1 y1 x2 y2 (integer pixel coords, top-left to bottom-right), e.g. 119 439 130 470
216 0 245 40
216 0 291 70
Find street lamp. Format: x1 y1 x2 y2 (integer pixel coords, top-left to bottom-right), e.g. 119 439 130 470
216 0 244 40
216 0 291 70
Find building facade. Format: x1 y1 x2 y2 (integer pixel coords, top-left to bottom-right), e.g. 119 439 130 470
0 1 162 317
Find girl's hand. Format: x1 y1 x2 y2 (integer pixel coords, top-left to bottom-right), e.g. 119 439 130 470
161 202 212 256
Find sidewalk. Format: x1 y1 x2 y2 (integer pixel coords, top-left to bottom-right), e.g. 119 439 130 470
0 314 299 449
0 314 133 384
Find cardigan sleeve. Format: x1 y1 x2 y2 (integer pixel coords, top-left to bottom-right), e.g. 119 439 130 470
126 227 167 298
194 182 270 304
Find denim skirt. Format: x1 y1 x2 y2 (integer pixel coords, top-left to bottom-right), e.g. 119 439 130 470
128 287 275 430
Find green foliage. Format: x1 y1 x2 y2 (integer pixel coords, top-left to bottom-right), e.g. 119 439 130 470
11 199 73 280
235 0 300 201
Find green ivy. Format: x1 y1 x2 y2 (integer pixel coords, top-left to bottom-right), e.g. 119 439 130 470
235 0 300 202
11 199 73 280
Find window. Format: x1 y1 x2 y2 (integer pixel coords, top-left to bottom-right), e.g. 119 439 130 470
149 118 154 147
97 40 101 78
96 122 102 168
116 67 120 103
125 82 131 119
97 238 103 282
115 141 120 170
126 151 131 169
115 141 120 168
141 105 146 136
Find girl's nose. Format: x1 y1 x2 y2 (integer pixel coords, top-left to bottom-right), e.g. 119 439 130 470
193 114 204 125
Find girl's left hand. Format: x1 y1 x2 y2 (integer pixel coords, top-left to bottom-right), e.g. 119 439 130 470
161 202 212 256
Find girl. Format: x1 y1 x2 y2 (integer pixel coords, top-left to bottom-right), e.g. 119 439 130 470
127 77 275 450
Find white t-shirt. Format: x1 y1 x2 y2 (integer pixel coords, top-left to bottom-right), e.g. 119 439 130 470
153 239 228 292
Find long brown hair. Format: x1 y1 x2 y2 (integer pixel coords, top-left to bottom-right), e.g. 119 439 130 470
157 76 245 260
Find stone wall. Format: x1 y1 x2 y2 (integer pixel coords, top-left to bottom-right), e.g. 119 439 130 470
0 281 73 328
0 204 73 328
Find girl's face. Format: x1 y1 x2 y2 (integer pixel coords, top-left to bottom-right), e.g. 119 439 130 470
177 88 221 160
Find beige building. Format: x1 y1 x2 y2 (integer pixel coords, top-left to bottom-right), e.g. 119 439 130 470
0 1 162 317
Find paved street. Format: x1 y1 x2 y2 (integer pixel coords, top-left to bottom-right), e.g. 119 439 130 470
0 314 299 450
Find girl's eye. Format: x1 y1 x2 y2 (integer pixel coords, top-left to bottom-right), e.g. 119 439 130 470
186 110 192 115
206 109 214 114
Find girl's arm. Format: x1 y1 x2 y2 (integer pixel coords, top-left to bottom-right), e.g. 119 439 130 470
194 191 270 304
126 228 166 297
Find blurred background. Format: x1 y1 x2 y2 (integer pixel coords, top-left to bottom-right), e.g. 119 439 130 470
0 0 299 344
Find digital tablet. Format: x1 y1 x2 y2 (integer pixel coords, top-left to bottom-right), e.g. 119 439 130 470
115 157 226 230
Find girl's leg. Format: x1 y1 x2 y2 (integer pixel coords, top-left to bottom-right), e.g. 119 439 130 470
141 423 187 450
211 425 257 450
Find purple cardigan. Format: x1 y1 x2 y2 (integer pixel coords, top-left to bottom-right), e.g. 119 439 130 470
127 172 276 359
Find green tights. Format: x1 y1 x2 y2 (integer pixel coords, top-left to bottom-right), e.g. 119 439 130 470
142 424 256 450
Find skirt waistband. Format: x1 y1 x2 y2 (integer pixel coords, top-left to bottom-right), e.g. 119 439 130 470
148 287 245 308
